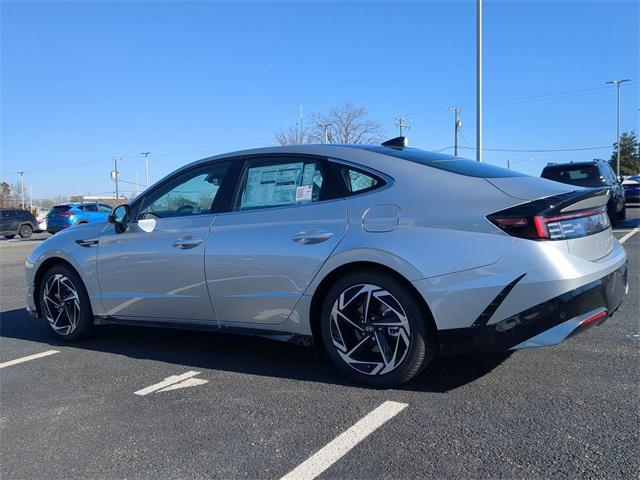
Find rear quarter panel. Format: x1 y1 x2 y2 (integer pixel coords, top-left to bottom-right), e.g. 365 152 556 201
310 151 518 284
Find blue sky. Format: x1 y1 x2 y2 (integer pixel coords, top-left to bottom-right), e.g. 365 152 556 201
1 0 638 199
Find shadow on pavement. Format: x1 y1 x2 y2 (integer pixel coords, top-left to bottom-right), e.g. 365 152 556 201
0 307 510 393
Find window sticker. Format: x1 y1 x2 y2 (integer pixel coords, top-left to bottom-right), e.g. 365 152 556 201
241 162 304 208
302 163 316 186
296 185 313 202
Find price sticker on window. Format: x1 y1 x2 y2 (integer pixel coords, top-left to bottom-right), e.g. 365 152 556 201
296 185 313 202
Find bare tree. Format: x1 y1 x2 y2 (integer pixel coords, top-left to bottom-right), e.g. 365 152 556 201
308 102 385 144
274 125 312 146
274 102 385 145
0 182 11 208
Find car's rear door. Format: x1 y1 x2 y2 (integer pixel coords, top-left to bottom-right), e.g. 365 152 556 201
204 155 348 325
96 160 236 321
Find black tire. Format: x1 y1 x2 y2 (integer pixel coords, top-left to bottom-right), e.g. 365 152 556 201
38 264 94 341
618 207 626 220
320 270 437 387
4 235 16 239
18 224 33 238
607 208 618 227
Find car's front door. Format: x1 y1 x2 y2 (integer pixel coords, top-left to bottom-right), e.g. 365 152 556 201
205 155 348 325
96 161 235 321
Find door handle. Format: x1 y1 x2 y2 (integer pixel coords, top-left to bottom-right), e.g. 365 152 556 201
172 238 203 249
292 230 334 245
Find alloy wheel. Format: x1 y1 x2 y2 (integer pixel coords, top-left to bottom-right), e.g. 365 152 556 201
42 274 81 335
330 283 411 375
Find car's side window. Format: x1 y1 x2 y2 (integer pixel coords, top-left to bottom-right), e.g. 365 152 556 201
139 162 231 219
84 204 98 212
604 165 617 183
98 204 113 212
234 158 325 211
337 165 385 195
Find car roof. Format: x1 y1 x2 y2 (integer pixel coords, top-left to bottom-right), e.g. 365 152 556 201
181 144 461 173
543 161 601 169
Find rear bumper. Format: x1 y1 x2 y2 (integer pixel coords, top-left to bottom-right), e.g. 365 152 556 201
439 263 628 355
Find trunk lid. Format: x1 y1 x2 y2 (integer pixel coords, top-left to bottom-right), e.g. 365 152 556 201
485 176 577 200
486 179 614 261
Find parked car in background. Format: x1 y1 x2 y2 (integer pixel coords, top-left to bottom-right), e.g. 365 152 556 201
540 160 626 225
622 175 640 204
0 208 37 239
35 213 48 233
25 142 628 387
46 202 113 234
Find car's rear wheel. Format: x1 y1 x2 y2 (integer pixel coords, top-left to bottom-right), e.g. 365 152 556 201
320 271 436 387
18 224 33 238
38 265 94 341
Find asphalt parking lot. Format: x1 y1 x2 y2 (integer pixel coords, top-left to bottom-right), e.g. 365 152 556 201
1 212 639 480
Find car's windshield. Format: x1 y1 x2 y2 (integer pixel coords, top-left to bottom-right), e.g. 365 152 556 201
541 165 604 187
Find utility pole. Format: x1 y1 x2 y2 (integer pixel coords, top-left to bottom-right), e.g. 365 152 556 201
394 116 410 137
17 171 24 208
112 157 121 200
29 184 33 210
476 0 483 162
450 108 462 156
605 79 631 177
140 152 151 188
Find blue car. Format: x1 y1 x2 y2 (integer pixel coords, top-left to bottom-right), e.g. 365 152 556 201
47 202 113 234
623 175 640 204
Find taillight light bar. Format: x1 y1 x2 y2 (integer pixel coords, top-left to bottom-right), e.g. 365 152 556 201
488 205 610 241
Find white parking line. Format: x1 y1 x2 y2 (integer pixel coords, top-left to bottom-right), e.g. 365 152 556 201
280 400 408 480
619 227 639 244
134 371 206 396
0 350 60 369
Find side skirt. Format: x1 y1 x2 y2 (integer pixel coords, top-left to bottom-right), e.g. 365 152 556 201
93 316 314 347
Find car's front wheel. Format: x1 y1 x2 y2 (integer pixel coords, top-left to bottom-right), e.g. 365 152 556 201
18 224 33 238
39 265 94 341
320 271 436 387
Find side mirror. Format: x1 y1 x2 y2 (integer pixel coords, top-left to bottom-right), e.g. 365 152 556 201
618 176 624 183
108 204 131 234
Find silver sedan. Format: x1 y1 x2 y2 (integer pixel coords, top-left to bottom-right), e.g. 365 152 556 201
25 140 628 387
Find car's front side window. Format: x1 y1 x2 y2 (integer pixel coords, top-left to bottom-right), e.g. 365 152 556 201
139 162 231 219
235 158 325 211
98 204 113 212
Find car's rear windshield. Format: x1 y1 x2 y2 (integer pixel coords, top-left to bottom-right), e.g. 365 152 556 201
368 147 525 178
52 205 71 212
541 165 603 188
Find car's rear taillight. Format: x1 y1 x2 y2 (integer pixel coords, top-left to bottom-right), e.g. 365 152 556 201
487 189 611 241
533 207 609 240
59 212 75 217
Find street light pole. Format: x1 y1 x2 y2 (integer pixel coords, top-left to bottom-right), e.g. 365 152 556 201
476 0 483 162
605 79 631 177
17 171 25 208
140 152 151 188
317 123 332 144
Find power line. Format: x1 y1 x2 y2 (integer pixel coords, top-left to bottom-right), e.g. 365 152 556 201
459 145 611 153
404 84 626 119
